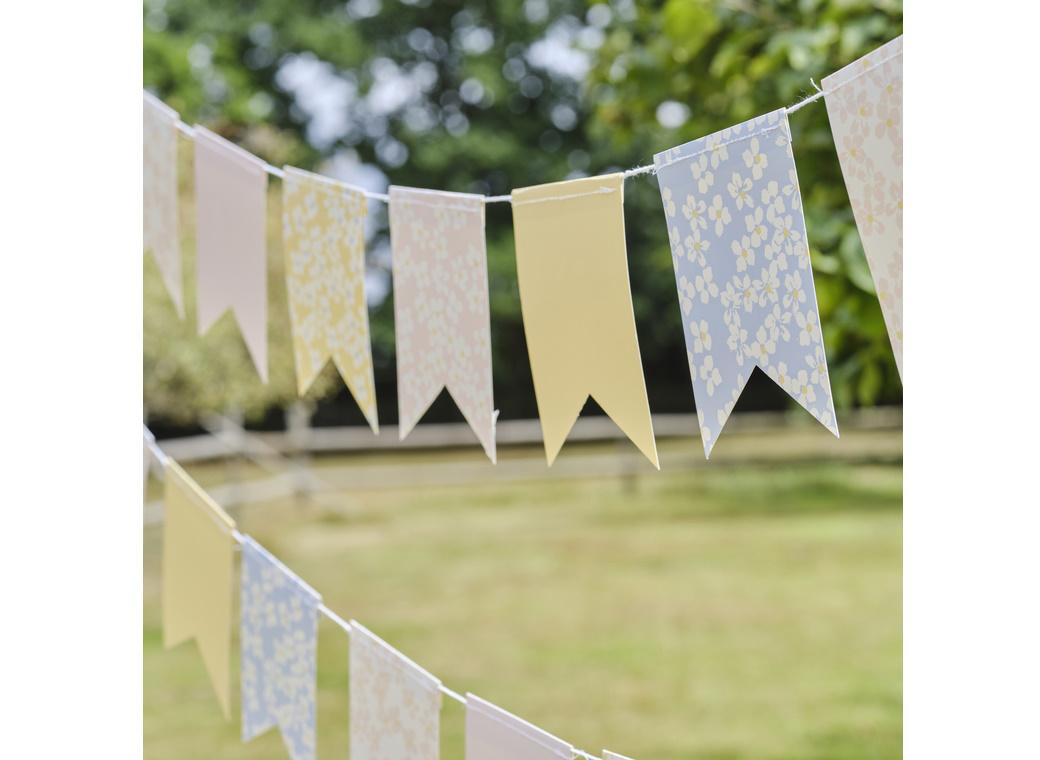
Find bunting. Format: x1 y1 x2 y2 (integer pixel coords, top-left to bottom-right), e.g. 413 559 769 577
349 621 442 760
194 125 270 381
282 166 379 429
143 92 183 317
161 460 237 718
654 110 839 457
603 752 636 760
511 174 658 468
389 186 496 461
823 35 904 376
465 693 573 759
240 536 321 760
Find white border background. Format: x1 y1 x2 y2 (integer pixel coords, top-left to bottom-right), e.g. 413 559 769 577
1 2 1038 757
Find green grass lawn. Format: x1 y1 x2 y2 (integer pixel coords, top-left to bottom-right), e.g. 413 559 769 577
143 443 901 760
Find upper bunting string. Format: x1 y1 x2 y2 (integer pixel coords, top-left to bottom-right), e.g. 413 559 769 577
159 45 899 207
143 426 606 760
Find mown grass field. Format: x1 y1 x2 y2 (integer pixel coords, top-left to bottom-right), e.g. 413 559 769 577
143 436 901 760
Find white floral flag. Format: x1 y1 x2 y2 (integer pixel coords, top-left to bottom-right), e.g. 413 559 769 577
240 536 321 760
654 109 839 458
194 126 270 381
349 621 442 760
144 92 183 317
465 693 573 760
389 186 497 462
823 36 903 376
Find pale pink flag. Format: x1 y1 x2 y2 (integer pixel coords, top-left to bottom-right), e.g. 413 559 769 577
389 187 496 462
193 126 269 381
349 621 442 760
823 36 903 377
465 693 572 760
144 92 183 317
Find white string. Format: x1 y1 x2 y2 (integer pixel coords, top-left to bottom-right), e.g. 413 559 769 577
162 67 852 209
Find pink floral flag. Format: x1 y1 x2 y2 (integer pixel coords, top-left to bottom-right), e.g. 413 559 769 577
389 187 497 462
465 693 573 759
823 36 903 376
144 92 183 317
194 126 270 381
349 621 442 760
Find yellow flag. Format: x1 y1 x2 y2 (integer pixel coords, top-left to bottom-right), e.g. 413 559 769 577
511 173 658 468
162 461 237 719
282 167 379 431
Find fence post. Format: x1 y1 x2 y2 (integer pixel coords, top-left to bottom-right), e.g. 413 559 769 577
287 401 313 503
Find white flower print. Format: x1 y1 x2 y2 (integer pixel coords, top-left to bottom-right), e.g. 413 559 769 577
753 264 779 305
742 137 768 180
806 346 829 386
783 271 807 309
662 186 677 217
745 325 776 365
745 207 767 248
654 107 837 455
731 235 755 272
685 230 710 266
796 309 820 346
794 369 816 405
683 195 708 232
690 319 711 353
700 355 722 396
690 154 715 193
695 266 719 302
726 172 754 210
708 194 732 235
678 275 695 315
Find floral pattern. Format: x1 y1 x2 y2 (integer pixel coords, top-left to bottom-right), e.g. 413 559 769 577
389 187 496 461
283 167 378 430
240 537 321 760
654 109 839 457
349 621 442 760
144 93 183 317
823 36 903 377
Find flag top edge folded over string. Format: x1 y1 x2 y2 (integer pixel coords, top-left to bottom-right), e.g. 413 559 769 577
194 125 270 382
653 108 839 458
822 35 903 377
510 173 659 469
282 165 380 431
388 185 497 462
161 460 237 719
348 620 443 692
465 692 574 759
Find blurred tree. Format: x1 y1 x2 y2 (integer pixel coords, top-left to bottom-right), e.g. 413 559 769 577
144 0 902 429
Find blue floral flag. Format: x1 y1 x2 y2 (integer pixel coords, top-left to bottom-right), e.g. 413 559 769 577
240 536 322 760
654 109 839 457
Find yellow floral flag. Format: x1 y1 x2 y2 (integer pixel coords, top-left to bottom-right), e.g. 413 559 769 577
511 173 658 468
282 167 379 431
162 460 237 719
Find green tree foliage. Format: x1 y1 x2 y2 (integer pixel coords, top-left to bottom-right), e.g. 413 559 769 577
144 0 902 427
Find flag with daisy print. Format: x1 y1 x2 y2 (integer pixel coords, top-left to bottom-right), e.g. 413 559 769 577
654 109 839 458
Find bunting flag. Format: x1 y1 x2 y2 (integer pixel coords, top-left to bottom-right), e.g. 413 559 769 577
465 693 573 759
389 187 496 460
143 92 183 317
654 109 839 458
240 536 321 760
162 460 237 718
194 125 270 381
823 36 904 376
282 167 379 429
349 621 442 760
511 174 658 468
603 752 635 760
